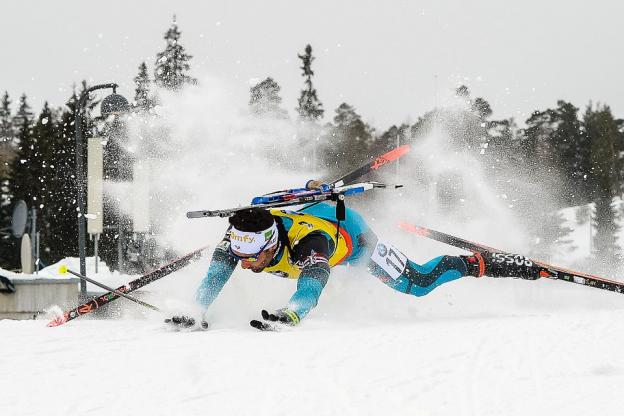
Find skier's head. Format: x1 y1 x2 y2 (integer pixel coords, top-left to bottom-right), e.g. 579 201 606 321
228 208 279 272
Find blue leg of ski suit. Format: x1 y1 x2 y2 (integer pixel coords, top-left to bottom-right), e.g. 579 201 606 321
366 254 467 296
300 203 468 297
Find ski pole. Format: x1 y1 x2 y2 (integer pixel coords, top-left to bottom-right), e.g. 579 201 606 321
58 265 161 312
48 246 208 327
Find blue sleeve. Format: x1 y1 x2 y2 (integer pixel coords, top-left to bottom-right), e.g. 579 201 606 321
195 245 238 308
287 264 330 319
286 233 332 319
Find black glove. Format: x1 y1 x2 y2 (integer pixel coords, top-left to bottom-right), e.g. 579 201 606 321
261 308 300 326
164 315 209 329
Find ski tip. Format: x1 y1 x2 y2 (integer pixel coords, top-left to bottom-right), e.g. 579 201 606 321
47 317 66 327
385 144 411 160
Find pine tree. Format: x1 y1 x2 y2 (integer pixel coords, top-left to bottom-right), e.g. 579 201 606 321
296 44 324 121
46 93 80 261
133 62 152 111
293 45 324 171
3 96 83 266
4 101 49 268
481 117 518 177
0 92 15 268
550 101 588 205
515 101 591 208
592 194 620 272
374 124 410 156
585 104 621 198
29 103 58 260
9 95 36 207
522 109 558 170
442 86 493 153
584 104 622 269
410 109 438 141
0 91 13 143
248 77 289 119
0 91 15 188
1 95 37 269
13 94 34 132
323 103 374 175
154 16 196 91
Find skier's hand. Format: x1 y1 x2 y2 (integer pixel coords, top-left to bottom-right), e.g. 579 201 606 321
261 308 300 326
164 315 209 330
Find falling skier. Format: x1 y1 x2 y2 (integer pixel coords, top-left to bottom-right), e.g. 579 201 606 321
167 179 543 331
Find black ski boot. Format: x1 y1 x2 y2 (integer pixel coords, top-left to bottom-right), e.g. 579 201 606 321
461 252 541 280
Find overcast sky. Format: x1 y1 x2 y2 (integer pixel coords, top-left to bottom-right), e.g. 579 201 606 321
2 0 622 129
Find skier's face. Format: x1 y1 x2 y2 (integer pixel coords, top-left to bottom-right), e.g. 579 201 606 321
240 246 277 273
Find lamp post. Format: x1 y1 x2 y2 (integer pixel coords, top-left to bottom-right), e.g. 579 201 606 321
75 83 128 297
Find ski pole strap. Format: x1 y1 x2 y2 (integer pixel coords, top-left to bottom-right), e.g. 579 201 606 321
274 216 293 255
335 196 346 243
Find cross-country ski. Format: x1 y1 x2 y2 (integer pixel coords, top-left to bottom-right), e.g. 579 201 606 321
399 222 624 294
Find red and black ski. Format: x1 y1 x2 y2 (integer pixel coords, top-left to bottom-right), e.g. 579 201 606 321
47 245 209 327
331 144 411 188
399 222 624 295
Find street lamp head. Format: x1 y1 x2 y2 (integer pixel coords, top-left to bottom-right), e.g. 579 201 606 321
101 92 130 117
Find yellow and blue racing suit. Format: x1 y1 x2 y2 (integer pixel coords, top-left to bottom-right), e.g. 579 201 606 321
196 203 469 320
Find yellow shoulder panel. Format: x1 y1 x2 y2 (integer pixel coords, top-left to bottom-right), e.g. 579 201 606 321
262 209 353 279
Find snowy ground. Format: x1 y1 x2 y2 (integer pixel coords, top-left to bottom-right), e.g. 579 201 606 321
3 259 624 416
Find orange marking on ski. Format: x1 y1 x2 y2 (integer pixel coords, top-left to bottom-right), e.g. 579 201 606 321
371 157 388 170
474 252 485 277
371 144 411 170
398 221 429 237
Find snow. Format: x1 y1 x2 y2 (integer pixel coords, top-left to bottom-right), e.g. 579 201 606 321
3 293 624 416
3 255 624 415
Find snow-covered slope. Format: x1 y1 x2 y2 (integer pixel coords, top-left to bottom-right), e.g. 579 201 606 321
3 298 624 416
3 195 624 416
3 256 624 416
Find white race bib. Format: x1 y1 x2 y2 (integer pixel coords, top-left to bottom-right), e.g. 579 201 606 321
371 240 407 280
